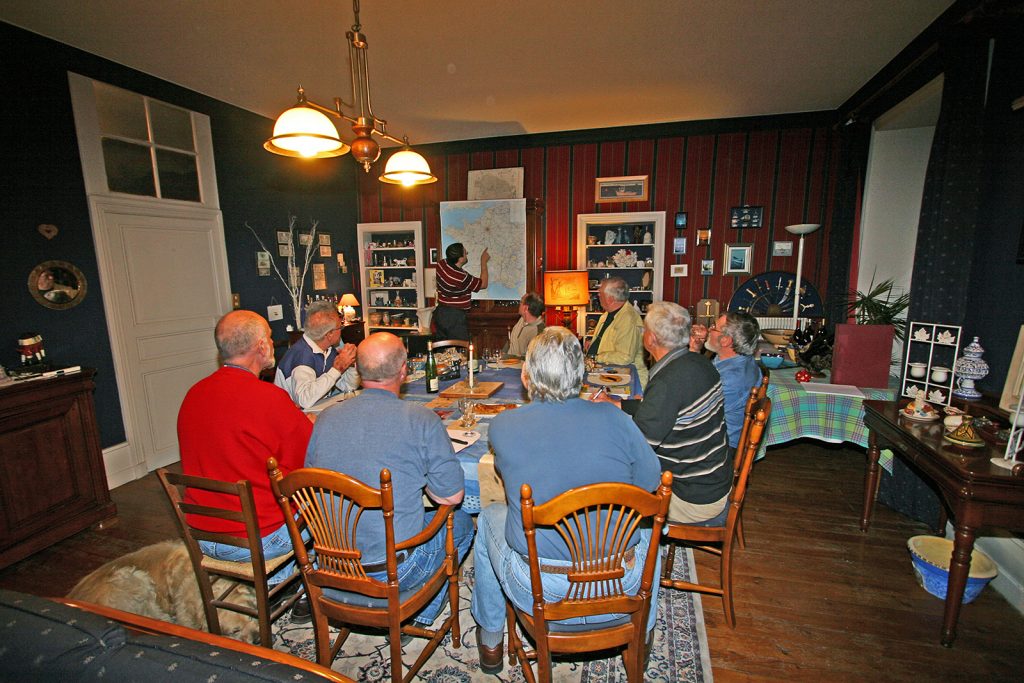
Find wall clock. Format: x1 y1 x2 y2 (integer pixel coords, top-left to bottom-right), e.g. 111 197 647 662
728 270 824 317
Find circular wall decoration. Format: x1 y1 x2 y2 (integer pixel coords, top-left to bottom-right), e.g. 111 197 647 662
727 270 824 317
29 260 88 310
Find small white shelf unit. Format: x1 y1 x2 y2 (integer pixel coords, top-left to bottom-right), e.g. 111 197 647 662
901 321 963 407
356 221 425 339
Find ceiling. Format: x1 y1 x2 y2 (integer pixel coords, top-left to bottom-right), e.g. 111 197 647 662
1 0 955 146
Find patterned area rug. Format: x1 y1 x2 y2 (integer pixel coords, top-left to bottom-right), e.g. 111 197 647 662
273 548 713 682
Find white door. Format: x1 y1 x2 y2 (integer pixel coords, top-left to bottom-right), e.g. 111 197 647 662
91 198 230 476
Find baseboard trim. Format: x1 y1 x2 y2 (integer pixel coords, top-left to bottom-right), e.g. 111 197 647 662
102 442 146 489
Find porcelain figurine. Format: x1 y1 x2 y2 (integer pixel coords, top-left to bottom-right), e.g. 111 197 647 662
953 336 989 400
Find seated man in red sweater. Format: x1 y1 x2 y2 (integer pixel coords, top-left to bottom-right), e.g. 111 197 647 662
177 310 313 619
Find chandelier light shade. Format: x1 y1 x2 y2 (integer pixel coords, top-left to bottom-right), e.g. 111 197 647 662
264 0 434 185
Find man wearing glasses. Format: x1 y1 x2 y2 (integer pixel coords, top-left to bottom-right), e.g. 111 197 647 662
275 300 360 409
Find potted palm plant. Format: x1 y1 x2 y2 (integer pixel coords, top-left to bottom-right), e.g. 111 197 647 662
832 277 910 388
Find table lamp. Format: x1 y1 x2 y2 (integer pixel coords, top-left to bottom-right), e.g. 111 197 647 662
783 223 821 331
339 293 360 322
543 270 590 333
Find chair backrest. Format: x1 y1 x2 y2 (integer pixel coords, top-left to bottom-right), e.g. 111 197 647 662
734 372 770 476
430 339 470 352
728 397 772 520
157 469 269 587
266 459 397 600
520 471 674 625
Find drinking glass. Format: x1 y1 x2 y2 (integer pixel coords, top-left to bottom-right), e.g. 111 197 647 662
458 398 477 428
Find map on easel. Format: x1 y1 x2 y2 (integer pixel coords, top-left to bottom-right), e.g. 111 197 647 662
440 381 504 398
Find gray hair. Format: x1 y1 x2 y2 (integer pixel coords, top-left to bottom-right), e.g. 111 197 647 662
719 311 761 355
644 301 690 350
305 300 340 340
524 326 584 402
215 311 266 361
600 276 629 302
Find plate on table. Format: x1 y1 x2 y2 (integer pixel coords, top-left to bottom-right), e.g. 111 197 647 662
587 372 630 386
474 403 519 416
900 408 940 422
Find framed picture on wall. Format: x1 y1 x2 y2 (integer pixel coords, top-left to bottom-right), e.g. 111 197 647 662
674 212 688 229
729 205 764 228
429 248 438 265
673 237 687 255
700 259 714 276
696 229 711 246
595 175 649 204
723 243 753 275
772 240 793 257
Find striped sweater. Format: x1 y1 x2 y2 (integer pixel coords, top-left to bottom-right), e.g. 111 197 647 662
621 347 730 504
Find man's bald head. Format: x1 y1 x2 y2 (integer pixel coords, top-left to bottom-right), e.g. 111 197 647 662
215 310 270 362
357 332 408 383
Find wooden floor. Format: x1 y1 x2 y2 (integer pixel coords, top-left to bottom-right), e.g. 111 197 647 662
2 442 1021 681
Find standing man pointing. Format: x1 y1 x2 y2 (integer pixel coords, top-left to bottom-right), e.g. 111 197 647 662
434 242 489 341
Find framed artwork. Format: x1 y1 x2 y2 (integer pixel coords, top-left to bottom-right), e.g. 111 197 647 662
368 268 385 287
673 237 687 255
723 243 753 275
595 175 649 204
700 259 715 276
772 240 793 257
467 167 524 200
670 264 688 277
674 212 688 230
276 230 290 244
696 229 711 246
729 205 764 228
371 291 389 306
318 233 331 246
429 247 438 265
319 245 332 257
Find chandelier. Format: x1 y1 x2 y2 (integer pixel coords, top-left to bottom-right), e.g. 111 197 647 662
264 0 436 186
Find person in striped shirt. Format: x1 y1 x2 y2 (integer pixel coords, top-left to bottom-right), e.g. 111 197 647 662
434 242 489 340
592 301 730 524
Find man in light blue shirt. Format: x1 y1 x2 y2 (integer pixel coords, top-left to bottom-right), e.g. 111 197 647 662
706 312 763 449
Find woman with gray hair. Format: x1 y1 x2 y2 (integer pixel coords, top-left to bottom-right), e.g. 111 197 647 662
469 326 662 672
593 301 731 525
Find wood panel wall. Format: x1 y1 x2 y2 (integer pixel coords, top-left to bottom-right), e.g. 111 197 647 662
356 120 841 315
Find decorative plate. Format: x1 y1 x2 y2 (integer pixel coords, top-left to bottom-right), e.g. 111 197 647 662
900 409 940 422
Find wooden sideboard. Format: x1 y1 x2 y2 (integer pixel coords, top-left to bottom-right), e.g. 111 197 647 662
0 369 117 569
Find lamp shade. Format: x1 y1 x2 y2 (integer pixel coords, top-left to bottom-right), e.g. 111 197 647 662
784 223 821 236
379 149 437 186
339 293 360 307
544 271 590 306
264 105 350 159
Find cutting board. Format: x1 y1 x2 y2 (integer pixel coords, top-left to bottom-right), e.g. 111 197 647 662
440 381 503 398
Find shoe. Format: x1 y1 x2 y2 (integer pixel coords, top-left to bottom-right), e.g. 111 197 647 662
269 580 302 611
386 631 414 647
290 596 311 625
477 640 504 675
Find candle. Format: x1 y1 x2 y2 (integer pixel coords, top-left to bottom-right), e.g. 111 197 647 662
469 343 475 388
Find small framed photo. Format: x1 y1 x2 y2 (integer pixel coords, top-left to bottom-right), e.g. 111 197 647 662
674 212 688 230
318 233 331 246
368 268 385 287
595 175 649 204
371 291 389 306
319 245 332 258
673 237 687 255
278 243 293 257
298 232 313 246
772 240 794 257
276 230 290 244
723 243 753 275
729 205 764 228
256 250 271 276
696 229 711 246
670 264 689 277
700 259 715 276
429 247 438 265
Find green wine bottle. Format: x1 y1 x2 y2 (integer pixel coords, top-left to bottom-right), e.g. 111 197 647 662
425 341 439 393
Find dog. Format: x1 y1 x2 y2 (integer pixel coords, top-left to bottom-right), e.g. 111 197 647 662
67 539 259 643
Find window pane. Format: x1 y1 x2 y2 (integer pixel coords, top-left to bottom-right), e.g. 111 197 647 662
94 82 148 140
156 149 200 201
150 101 194 151
103 139 156 196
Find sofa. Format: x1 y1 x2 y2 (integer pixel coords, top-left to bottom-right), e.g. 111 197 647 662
0 589 351 682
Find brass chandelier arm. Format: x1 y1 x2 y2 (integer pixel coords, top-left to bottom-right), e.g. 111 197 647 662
301 97 406 148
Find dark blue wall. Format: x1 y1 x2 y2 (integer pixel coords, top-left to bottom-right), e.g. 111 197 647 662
0 22 360 448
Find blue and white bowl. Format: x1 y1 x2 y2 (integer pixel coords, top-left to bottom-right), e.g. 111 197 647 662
907 535 997 604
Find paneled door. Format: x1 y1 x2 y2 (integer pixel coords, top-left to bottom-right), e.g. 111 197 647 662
90 197 230 477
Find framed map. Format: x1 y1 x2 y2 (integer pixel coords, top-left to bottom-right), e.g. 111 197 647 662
467 167 523 200
440 199 527 301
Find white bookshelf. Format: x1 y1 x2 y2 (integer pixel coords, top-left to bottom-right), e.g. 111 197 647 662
356 221 425 338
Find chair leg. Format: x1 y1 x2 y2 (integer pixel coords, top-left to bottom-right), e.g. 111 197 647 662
721 539 736 628
736 511 746 550
662 542 677 580
388 622 403 683
448 565 461 649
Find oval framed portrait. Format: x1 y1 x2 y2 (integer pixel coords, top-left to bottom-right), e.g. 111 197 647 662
29 260 88 310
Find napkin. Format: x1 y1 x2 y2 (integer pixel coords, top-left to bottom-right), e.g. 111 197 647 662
446 428 481 453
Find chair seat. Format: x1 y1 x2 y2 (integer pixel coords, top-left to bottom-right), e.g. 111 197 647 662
320 586 423 611
516 610 631 633
200 550 294 579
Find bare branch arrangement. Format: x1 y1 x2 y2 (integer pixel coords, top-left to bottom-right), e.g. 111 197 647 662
246 215 319 329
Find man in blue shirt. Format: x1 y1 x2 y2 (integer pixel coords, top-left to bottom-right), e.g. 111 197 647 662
706 312 763 449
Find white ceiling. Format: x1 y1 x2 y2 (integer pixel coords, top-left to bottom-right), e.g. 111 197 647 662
1 0 954 145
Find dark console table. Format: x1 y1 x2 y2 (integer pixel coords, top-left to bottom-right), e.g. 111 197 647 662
861 399 1024 646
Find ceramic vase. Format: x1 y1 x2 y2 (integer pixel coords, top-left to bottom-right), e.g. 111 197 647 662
953 336 989 400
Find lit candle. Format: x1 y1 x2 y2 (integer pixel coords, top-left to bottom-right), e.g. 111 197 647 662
469 343 475 388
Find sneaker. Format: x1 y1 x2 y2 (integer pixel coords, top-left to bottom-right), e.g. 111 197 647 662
290 596 311 625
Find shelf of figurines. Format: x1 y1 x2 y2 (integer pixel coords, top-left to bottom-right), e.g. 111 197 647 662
900 321 963 408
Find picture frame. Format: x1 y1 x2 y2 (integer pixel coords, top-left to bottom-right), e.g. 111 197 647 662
723 243 753 275
700 259 715 276
429 247 438 265
674 212 688 230
670 264 688 277
673 237 687 255
595 175 649 204
772 240 794 257
368 268 385 287
696 229 711 246
1000 324 1024 412
729 205 764 228
371 291 388 307
319 245 332 257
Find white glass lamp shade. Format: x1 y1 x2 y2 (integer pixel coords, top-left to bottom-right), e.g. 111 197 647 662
379 149 437 186
264 105 350 159
784 223 821 236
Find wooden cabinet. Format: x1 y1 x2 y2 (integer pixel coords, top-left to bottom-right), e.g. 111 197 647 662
0 369 116 569
357 221 426 340
575 211 665 339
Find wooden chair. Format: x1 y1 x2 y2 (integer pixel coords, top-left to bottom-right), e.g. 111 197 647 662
429 339 470 352
507 471 674 683
735 371 769 549
267 459 461 683
660 396 772 628
156 469 303 648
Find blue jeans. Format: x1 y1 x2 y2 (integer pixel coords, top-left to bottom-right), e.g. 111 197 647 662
323 508 475 625
199 523 308 586
470 504 660 636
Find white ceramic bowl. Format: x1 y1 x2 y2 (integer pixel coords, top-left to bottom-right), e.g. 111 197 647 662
931 366 950 383
908 362 927 378
761 328 794 347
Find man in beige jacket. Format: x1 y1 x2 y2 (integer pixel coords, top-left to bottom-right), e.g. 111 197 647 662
585 276 648 387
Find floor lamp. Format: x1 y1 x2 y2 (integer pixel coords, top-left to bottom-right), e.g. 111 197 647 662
784 223 821 332
543 270 590 334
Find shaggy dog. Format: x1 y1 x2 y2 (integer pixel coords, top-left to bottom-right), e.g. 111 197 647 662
67 539 259 643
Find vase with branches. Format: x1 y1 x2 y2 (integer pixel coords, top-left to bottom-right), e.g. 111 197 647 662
246 215 318 329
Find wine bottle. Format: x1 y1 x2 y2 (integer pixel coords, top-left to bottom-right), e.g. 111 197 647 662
425 341 439 393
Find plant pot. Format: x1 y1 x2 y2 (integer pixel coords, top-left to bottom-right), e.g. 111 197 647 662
831 323 894 388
